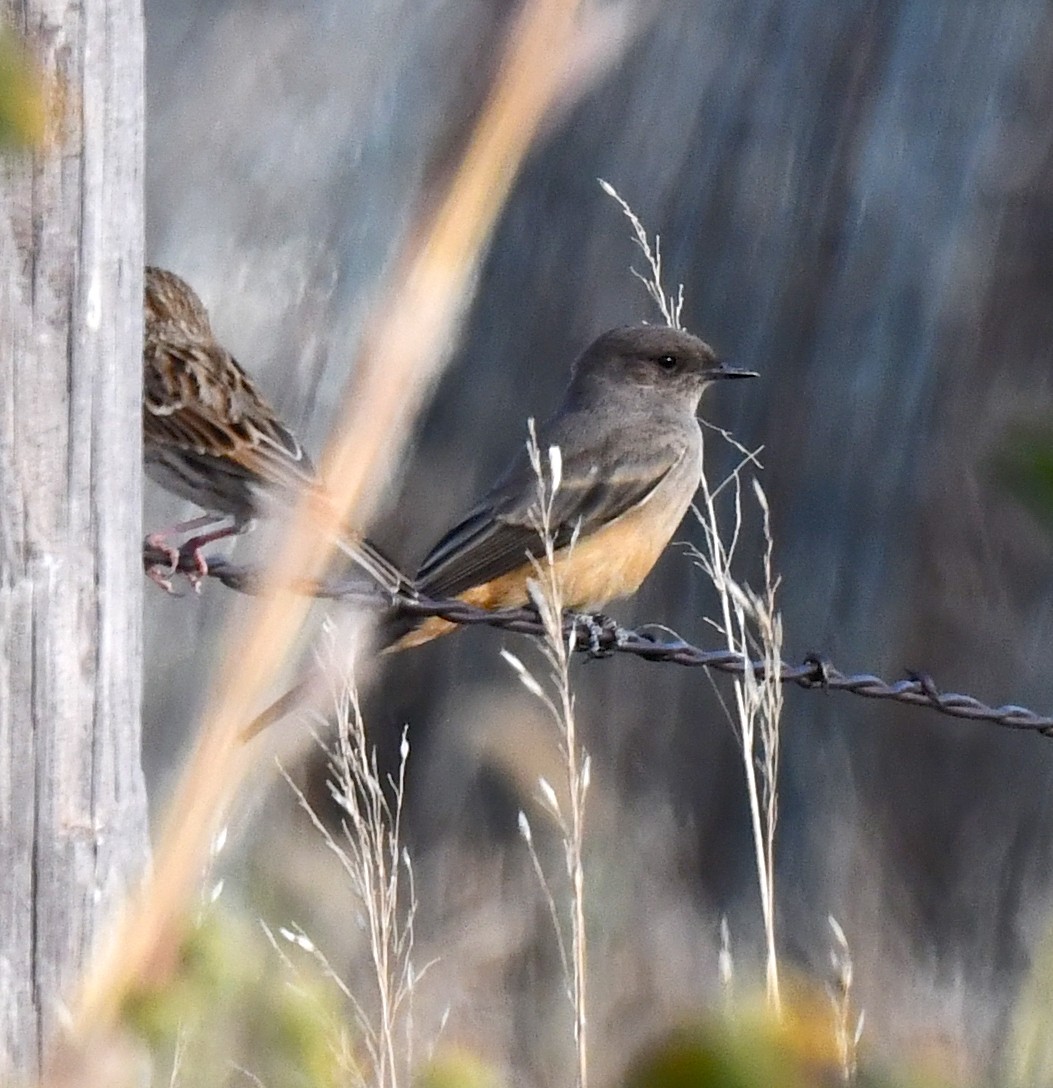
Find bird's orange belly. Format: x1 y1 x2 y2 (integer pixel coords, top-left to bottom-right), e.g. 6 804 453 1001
395 472 694 649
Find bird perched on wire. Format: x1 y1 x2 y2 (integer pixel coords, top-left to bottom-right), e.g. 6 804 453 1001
241 322 756 740
390 323 757 648
143 265 407 594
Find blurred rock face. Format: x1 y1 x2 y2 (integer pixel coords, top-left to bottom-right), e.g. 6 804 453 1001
146 0 1053 1064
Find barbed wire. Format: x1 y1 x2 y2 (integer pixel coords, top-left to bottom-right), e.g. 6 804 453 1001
144 543 1053 738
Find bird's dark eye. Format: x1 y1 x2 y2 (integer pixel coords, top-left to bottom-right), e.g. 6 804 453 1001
656 354 679 371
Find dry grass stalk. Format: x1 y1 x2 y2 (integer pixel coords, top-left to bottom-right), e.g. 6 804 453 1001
718 916 734 1014
827 915 864 1084
504 423 590 1088
598 178 684 329
275 666 422 1088
693 468 784 1018
601 181 784 1017
62 0 587 1072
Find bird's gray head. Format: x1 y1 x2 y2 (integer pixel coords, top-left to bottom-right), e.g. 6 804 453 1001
568 324 756 410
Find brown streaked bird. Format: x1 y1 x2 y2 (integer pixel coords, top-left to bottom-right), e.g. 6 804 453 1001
143 265 407 593
392 323 757 649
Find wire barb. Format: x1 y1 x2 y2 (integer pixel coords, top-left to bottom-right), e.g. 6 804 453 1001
145 544 1053 738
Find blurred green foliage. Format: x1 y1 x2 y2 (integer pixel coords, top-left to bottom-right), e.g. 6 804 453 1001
1006 921 1053 1088
0 26 47 150
625 992 957 1088
415 1050 504 1088
995 425 1053 534
114 916 978 1088
100 877 1008 1088
122 906 351 1088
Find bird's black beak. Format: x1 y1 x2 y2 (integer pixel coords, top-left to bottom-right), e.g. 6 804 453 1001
711 360 759 380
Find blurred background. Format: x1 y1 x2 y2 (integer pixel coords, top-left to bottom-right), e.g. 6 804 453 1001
143 1 1053 1082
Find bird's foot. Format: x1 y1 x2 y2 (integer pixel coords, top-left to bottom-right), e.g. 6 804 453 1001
145 563 179 595
182 545 211 594
144 532 182 594
571 611 621 657
144 531 179 572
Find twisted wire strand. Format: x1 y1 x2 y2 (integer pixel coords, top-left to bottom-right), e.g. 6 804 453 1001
145 544 1053 738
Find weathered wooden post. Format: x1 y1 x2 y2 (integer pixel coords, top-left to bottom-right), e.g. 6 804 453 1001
0 1 148 1078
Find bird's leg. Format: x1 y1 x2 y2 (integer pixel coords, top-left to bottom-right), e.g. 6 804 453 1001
178 518 252 590
145 514 222 568
143 535 181 593
144 514 225 593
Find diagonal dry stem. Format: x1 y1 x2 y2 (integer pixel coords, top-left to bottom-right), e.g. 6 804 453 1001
61 0 588 1071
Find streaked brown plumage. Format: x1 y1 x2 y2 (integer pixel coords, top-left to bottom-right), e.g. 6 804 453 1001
143 266 406 592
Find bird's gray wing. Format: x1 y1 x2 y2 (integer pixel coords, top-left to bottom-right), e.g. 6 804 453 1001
417 430 685 599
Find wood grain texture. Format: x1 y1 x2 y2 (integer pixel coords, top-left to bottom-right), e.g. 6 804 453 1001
0 0 147 1078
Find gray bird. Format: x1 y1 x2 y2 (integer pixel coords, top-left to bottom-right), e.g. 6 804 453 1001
396 323 757 647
